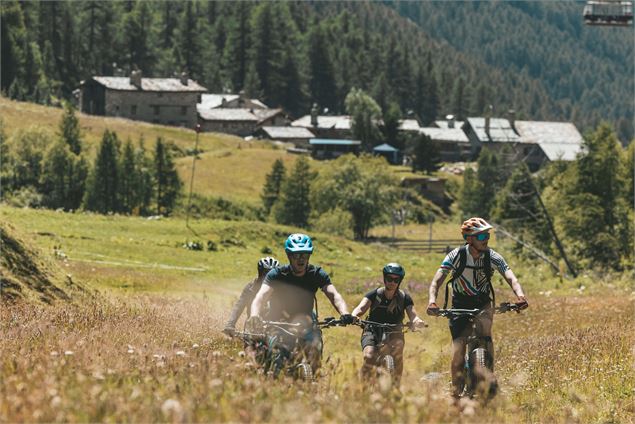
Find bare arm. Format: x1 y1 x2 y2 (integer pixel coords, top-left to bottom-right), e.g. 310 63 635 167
225 281 257 329
250 283 274 318
322 284 349 315
428 270 447 306
352 297 371 318
503 269 525 299
405 305 425 327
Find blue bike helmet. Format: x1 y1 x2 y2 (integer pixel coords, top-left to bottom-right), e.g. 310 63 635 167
383 262 405 284
284 233 314 253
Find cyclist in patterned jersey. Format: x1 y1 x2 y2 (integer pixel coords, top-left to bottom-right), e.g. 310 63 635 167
250 233 354 372
426 217 528 398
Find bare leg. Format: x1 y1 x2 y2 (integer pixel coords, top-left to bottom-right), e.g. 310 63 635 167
390 337 405 387
451 337 467 398
362 345 376 379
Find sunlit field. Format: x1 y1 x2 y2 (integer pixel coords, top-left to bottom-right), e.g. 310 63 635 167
1 206 633 422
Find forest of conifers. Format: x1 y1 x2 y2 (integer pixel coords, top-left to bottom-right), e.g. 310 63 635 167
1 1 633 142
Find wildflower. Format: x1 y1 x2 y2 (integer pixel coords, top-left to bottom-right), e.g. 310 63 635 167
176 351 186 357
64 351 74 356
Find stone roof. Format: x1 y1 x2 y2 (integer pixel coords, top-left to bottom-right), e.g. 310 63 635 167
199 93 268 109
398 119 420 131
514 121 584 161
292 115 352 130
466 117 521 143
260 126 315 139
90 76 207 92
252 108 284 122
197 108 259 122
434 120 464 129
420 127 470 143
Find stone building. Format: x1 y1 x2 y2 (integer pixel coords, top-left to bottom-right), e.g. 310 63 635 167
79 71 207 128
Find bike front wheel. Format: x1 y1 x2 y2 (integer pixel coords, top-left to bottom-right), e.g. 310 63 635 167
296 362 314 381
468 348 497 399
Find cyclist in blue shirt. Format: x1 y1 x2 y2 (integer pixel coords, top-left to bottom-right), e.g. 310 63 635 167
250 233 354 372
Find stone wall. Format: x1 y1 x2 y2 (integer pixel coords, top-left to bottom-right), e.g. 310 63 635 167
104 90 201 129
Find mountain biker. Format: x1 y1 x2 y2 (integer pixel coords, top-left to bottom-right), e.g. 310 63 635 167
426 217 528 398
250 233 354 372
352 263 426 386
223 256 280 337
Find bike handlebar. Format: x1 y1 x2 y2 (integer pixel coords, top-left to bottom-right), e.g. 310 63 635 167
435 302 522 318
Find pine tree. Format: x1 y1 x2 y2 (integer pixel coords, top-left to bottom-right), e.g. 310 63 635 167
421 54 439 125
223 3 252 91
460 167 483 219
84 130 120 213
408 133 440 174
261 158 286 216
1 1 27 94
382 102 402 148
173 2 202 80
39 139 86 211
118 139 139 214
452 77 467 120
154 137 182 216
273 156 313 228
59 101 82 155
308 24 338 113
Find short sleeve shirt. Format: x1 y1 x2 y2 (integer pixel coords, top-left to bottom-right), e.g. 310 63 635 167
263 264 332 321
438 247 510 297
364 288 414 325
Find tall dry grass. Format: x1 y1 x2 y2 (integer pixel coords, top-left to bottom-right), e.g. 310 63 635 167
1 292 632 423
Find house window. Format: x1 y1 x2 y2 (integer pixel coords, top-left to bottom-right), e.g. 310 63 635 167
131 105 137 116
181 106 187 116
153 105 160 115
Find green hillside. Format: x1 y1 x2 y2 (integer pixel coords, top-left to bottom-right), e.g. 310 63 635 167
391 1 634 141
3 1 632 141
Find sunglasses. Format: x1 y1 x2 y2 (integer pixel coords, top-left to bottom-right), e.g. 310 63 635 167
472 233 490 241
289 252 311 260
384 275 401 283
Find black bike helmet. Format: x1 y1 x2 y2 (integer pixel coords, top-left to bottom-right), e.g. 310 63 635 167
382 262 405 284
258 256 280 276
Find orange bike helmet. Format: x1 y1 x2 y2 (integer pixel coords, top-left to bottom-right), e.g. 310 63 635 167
461 217 493 238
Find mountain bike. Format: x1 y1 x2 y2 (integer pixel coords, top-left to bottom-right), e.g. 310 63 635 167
353 319 418 386
235 316 345 381
437 302 521 399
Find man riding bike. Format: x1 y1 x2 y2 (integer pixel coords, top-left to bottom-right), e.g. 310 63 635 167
351 263 426 387
250 233 354 373
223 256 280 337
426 217 528 398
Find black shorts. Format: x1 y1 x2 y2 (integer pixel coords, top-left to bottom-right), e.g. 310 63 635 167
360 328 404 350
449 295 492 340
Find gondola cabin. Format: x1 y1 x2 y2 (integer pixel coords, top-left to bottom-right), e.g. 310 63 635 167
583 0 633 26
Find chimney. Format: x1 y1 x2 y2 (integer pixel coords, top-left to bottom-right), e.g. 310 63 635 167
310 103 319 127
508 109 516 131
180 71 188 86
446 114 455 129
485 104 493 140
130 70 142 88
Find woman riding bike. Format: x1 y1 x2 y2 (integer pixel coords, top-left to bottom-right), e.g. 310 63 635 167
352 263 426 387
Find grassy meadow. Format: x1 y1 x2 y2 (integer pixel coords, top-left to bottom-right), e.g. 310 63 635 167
1 205 633 423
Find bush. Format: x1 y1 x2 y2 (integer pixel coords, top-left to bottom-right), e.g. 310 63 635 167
2 186 43 208
311 208 354 239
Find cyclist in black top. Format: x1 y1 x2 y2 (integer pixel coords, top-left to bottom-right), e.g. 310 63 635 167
351 263 426 386
250 233 354 372
223 257 279 337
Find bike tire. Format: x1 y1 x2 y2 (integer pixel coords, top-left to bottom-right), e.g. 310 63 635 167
296 362 314 381
382 355 395 376
469 348 497 399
